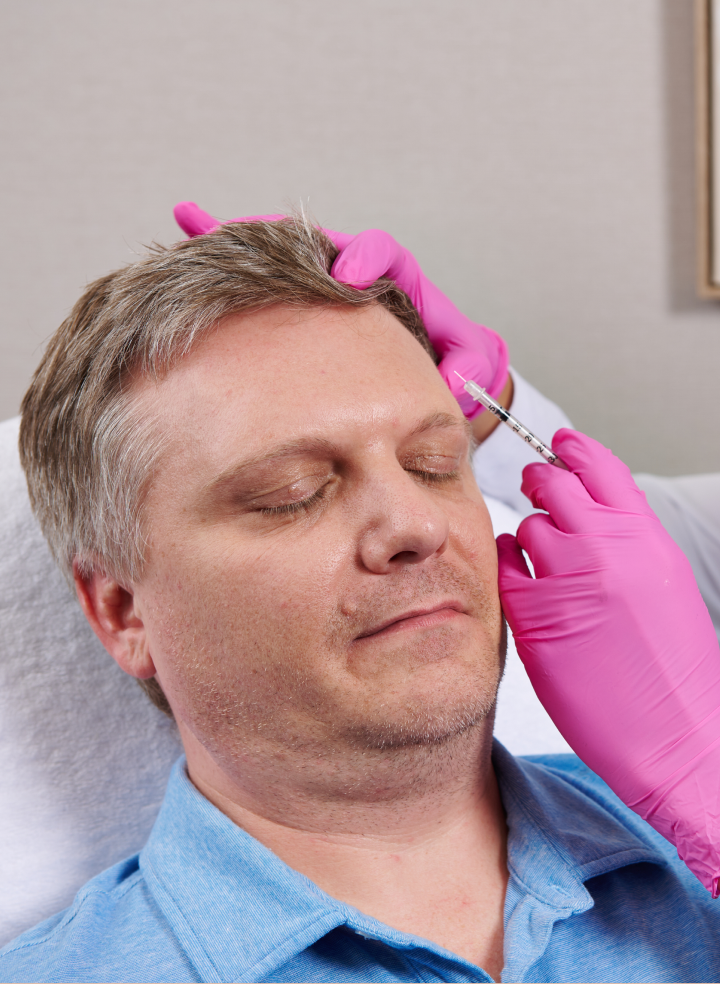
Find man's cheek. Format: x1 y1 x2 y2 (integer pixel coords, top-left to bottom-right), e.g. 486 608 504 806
243 532 347 609
451 508 497 570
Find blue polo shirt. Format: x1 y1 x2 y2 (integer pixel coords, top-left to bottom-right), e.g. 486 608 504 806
2 742 719 983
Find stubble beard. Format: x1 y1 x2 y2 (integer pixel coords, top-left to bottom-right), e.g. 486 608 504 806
166 560 506 787
326 621 507 755
314 561 507 754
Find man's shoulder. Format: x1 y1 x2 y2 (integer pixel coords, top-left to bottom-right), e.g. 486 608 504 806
0 855 196 983
507 750 703 881
514 750 637 816
518 750 611 792
499 747 682 863
516 750 652 823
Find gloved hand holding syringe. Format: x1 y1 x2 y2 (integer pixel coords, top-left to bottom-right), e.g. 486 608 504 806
498 430 720 898
457 340 720 895
453 363 720 897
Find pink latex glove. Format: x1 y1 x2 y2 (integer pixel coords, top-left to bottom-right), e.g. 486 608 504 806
497 429 720 896
173 202 509 419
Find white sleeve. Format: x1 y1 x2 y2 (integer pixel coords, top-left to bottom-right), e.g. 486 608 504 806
634 472 720 642
471 367 574 516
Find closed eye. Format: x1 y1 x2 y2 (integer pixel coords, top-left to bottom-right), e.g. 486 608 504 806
404 449 463 486
407 468 461 484
257 485 329 516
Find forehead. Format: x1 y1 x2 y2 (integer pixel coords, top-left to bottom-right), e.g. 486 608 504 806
137 303 461 463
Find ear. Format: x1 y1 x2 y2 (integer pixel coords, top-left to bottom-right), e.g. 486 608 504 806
73 561 157 680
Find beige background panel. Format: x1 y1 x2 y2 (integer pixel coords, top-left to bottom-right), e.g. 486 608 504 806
0 0 718 474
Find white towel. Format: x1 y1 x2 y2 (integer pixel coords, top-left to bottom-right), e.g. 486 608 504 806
0 416 182 946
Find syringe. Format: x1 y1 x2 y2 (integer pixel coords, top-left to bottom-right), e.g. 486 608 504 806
454 372 568 469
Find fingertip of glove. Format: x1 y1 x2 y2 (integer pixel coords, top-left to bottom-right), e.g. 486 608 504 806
438 352 494 419
331 230 395 289
173 202 219 237
496 532 530 578
549 429 646 513
520 462 552 509
330 253 366 290
550 428 617 470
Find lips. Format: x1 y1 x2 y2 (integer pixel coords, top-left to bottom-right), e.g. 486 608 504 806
354 601 465 641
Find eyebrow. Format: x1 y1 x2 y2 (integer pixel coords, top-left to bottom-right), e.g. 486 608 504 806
408 410 473 441
202 410 472 498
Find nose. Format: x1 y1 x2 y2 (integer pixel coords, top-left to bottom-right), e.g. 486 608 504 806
357 470 451 574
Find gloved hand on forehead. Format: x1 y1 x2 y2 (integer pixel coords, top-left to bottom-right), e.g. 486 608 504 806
497 428 720 897
173 202 509 419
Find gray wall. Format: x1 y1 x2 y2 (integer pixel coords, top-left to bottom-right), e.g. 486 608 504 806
0 0 717 474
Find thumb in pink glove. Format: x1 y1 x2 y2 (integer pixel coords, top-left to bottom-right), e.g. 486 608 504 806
173 204 509 420
497 428 720 896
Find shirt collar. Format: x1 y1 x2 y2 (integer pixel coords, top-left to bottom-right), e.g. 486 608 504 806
141 746 667 982
492 741 667 914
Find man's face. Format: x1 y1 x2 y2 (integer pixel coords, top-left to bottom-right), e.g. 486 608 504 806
133 304 504 770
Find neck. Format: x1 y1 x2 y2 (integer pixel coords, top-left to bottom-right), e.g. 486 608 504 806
181 716 508 978
182 709 498 834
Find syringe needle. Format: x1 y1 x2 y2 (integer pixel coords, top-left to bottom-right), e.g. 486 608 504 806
453 371 567 469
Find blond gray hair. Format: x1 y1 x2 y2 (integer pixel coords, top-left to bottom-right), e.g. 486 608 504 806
19 218 435 711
